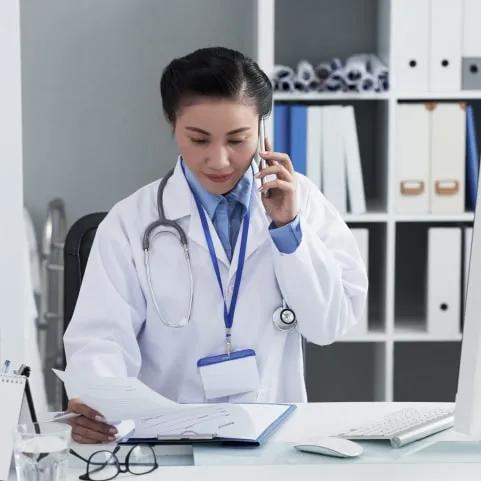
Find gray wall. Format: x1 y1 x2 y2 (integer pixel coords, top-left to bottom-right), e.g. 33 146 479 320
21 0 256 237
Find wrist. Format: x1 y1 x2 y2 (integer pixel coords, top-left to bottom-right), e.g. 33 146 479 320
271 215 298 228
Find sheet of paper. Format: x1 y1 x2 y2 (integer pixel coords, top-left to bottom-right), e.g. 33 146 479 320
133 404 254 439
53 369 181 423
237 404 292 439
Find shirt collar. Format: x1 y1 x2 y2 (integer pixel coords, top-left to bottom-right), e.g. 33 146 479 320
181 157 253 219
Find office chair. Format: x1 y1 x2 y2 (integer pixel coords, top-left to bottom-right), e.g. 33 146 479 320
62 212 106 407
63 212 107 332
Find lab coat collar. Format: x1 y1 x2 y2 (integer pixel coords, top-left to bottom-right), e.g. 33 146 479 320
162 156 270 274
161 157 192 221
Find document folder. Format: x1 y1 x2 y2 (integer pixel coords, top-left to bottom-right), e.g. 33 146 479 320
430 103 466 213
306 106 323 190
462 0 481 90
342 106 366 214
429 0 462 91
121 403 296 447
395 103 430 213
322 106 346 214
427 227 462 336
274 104 290 153
290 105 307 175
393 0 430 91
466 105 479 210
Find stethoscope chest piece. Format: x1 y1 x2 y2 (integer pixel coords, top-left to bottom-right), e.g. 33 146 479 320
272 303 297 331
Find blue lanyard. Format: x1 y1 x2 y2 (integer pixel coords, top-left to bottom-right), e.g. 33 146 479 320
190 190 250 354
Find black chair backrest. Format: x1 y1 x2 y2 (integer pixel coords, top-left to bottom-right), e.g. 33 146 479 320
63 212 107 334
62 212 106 408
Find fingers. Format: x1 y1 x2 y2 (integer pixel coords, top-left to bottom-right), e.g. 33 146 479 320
68 399 117 444
256 162 293 183
71 424 115 444
264 136 273 152
72 433 96 444
70 417 116 444
68 398 105 422
75 415 117 436
258 178 295 194
259 150 294 174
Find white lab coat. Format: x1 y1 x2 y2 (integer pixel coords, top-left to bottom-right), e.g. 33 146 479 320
64 157 368 404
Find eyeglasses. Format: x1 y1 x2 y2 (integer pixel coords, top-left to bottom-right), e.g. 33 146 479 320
70 445 158 480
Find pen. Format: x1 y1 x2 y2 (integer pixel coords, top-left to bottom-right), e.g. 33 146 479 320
1 360 11 374
50 411 81 422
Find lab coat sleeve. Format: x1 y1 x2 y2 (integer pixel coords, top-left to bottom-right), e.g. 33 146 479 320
64 206 146 378
271 176 368 345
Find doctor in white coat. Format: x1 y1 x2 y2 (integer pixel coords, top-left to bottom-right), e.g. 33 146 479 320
64 46 368 443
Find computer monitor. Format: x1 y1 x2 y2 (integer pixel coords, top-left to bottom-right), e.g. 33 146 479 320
455 173 481 437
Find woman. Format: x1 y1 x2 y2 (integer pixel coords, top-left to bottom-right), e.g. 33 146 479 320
64 47 368 443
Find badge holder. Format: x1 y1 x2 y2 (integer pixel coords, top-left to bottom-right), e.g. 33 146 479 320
198 348 260 400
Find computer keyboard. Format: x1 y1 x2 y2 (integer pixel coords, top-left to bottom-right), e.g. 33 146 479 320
338 406 455 448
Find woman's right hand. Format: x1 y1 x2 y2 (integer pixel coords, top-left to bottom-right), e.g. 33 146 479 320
67 399 118 444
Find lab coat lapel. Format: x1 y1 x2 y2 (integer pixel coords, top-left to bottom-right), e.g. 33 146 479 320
228 187 270 284
162 158 230 269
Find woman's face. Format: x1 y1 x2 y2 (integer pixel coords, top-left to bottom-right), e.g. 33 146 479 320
174 97 259 194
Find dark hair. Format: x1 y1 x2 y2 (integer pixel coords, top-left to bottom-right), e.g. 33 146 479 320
160 47 272 126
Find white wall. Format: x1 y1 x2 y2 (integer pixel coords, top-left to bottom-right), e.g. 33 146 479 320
20 0 256 237
0 1 26 365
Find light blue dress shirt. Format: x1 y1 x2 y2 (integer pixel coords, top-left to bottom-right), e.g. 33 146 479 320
181 159 302 260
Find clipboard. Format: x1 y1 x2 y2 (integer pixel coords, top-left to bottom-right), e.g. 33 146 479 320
120 403 296 447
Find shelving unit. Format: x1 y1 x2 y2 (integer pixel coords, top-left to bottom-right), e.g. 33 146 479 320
255 0 476 402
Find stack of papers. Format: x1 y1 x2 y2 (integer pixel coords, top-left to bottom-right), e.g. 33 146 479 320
54 370 294 443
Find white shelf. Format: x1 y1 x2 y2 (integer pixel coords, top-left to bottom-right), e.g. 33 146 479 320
274 92 390 102
394 320 462 341
274 91 481 103
394 333 463 342
395 212 475 222
396 91 481 100
344 211 388 223
260 0 472 403
339 325 387 342
340 334 387 342
343 212 474 223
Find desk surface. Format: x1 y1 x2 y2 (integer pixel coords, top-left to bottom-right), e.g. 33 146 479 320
9 402 481 481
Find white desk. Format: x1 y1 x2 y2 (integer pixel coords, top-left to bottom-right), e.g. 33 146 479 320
9 402 481 481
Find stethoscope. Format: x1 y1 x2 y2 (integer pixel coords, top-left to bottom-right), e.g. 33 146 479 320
143 160 297 332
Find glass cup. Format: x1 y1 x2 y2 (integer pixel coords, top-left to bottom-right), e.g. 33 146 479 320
14 422 71 481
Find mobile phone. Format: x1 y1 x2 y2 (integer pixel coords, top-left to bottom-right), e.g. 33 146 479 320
256 118 271 198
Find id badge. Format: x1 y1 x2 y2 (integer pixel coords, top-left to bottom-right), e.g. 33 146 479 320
197 349 260 400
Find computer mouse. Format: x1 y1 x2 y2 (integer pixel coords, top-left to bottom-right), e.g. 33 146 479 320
294 436 363 458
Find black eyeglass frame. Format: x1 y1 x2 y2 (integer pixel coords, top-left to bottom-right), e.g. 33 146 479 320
70 444 159 481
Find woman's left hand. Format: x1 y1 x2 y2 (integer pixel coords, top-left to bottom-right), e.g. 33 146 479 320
256 137 298 227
